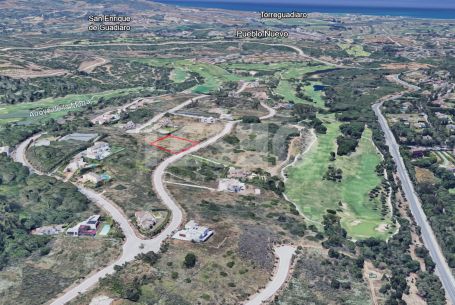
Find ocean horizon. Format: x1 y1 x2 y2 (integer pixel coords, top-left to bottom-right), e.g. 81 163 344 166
153 0 455 19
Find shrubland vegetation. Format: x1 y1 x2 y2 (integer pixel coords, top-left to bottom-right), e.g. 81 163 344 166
0 154 88 270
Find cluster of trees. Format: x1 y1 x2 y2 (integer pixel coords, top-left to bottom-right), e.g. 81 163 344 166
336 122 365 155
407 154 455 269
0 75 108 104
0 154 88 270
0 124 40 146
291 103 327 134
324 165 343 182
241 115 261 123
249 169 285 195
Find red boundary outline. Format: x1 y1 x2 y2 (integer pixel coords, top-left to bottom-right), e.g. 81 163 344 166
149 134 199 154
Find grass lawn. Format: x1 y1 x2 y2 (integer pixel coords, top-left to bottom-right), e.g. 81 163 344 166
285 116 393 240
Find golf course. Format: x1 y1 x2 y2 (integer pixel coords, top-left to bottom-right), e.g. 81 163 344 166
285 115 394 240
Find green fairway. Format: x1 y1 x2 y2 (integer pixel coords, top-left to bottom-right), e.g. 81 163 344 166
0 87 144 125
170 67 189 83
128 57 255 93
276 80 327 109
338 43 370 57
285 117 393 240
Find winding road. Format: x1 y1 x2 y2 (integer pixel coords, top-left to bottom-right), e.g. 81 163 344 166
244 245 296 305
373 75 455 304
10 80 295 305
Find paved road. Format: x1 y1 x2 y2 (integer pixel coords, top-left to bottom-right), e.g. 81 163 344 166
244 245 296 305
12 133 45 174
259 102 276 120
12 120 237 305
11 78 280 304
373 79 455 304
127 95 206 133
388 74 420 91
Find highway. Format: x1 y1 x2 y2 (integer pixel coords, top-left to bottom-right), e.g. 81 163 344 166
373 77 455 304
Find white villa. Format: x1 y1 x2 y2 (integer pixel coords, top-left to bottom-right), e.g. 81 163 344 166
172 220 214 243
200 116 216 124
86 141 111 160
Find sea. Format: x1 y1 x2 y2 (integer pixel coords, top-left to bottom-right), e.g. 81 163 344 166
153 1 455 20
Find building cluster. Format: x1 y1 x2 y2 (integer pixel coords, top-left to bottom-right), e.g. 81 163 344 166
66 215 101 237
172 220 214 243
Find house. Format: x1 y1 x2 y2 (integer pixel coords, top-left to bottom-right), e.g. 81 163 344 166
66 215 100 237
78 225 97 236
65 157 87 173
157 117 173 128
0 146 11 156
92 113 120 125
200 117 216 124
66 225 80 236
124 121 136 130
218 178 245 193
86 141 111 160
135 211 156 230
172 220 214 242
227 167 251 179
85 215 101 230
82 172 103 184
32 224 64 236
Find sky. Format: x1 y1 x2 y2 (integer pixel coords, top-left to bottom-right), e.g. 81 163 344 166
160 0 455 9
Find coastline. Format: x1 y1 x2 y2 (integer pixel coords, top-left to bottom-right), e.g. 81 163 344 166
153 1 455 20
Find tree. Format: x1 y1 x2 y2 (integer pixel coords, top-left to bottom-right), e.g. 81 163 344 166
184 252 197 268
